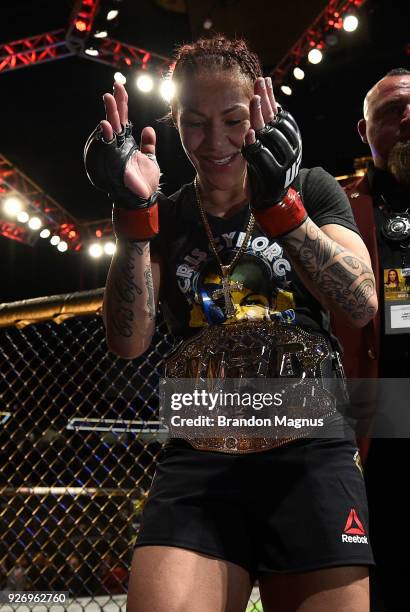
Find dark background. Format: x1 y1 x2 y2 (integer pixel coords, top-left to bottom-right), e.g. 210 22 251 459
1 0 408 303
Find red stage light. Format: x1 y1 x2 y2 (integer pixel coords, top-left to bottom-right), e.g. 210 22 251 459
95 229 102 238
75 20 87 32
68 230 77 239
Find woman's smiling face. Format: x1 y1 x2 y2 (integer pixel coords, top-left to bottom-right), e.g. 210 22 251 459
172 68 252 192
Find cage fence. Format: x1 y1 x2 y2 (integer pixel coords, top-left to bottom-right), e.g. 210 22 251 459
0 289 262 611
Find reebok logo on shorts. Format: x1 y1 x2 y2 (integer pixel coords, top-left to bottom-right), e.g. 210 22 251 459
341 508 368 544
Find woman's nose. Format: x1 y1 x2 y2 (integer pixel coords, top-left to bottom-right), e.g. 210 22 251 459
204 123 225 149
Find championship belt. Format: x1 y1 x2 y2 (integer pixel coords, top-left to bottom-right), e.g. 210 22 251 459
164 320 340 453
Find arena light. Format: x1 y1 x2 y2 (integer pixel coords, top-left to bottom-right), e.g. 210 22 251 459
343 14 359 32
308 48 323 64
136 73 154 93
114 71 127 85
160 79 175 102
280 85 292 96
75 19 87 32
57 241 68 252
85 48 99 57
17 211 29 223
89 243 103 258
293 67 305 80
28 216 42 230
203 18 213 30
106 9 119 21
104 241 116 255
94 30 108 39
50 235 60 246
40 228 51 239
3 196 24 217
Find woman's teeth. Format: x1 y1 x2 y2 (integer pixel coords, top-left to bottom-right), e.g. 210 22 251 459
209 155 234 165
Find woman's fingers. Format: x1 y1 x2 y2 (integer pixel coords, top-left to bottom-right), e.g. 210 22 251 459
264 77 278 115
255 78 275 123
100 120 113 142
244 128 256 146
103 93 121 133
249 96 265 131
140 126 156 157
250 77 279 134
113 82 129 126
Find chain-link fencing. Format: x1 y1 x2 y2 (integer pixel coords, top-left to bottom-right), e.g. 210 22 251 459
0 288 262 611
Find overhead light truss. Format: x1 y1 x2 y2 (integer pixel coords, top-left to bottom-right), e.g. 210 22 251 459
0 155 110 251
271 0 368 86
0 30 75 73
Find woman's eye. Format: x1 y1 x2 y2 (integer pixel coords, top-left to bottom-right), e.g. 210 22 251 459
184 121 203 128
226 119 242 126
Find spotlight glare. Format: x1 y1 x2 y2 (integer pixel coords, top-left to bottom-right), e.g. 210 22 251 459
3 196 23 217
114 72 127 85
28 216 42 230
17 211 29 223
136 74 154 93
160 79 175 102
104 241 116 255
85 48 99 57
89 243 103 258
40 229 51 239
94 30 108 39
106 9 119 21
343 15 359 32
75 19 87 32
203 18 213 30
50 235 61 246
57 241 68 252
308 48 323 64
280 85 292 96
293 67 305 80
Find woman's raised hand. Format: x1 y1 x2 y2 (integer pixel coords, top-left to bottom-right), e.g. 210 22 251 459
84 81 162 240
242 76 302 207
100 82 160 199
245 77 279 146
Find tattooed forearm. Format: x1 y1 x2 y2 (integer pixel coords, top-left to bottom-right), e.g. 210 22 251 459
282 218 377 324
285 221 343 281
110 241 154 338
112 305 134 337
144 265 155 320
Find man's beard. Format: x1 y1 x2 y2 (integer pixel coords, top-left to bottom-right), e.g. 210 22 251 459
388 140 410 186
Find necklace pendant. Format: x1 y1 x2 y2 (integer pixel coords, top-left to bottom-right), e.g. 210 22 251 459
221 275 236 317
211 274 244 318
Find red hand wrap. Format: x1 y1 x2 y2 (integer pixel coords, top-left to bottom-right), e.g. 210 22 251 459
253 188 307 238
112 203 159 241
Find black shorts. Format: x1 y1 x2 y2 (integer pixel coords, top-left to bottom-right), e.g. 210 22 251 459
135 437 374 577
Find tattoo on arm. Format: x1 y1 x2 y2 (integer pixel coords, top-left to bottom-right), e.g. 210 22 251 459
282 218 376 321
111 241 149 337
144 266 155 320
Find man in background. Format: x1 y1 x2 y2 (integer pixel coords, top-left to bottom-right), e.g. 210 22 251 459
333 68 410 611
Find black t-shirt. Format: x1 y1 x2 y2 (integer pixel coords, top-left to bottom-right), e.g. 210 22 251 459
152 167 359 341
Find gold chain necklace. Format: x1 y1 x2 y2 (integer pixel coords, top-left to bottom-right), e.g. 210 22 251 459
193 176 255 318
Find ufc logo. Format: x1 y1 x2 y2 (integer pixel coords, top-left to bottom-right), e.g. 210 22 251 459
284 150 302 188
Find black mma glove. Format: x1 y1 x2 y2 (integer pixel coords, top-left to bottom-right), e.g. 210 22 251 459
84 122 159 241
242 107 306 238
